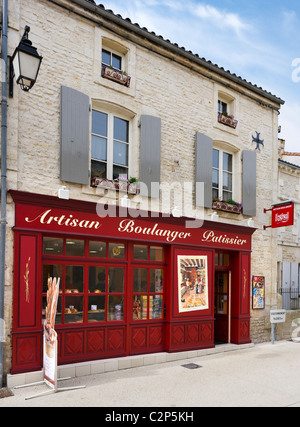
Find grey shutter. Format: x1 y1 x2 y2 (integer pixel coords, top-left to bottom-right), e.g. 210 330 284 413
140 115 161 198
195 132 213 208
291 263 299 300
282 262 291 310
242 150 256 216
60 86 90 185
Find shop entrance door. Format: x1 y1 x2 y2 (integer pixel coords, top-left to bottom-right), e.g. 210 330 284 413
214 271 231 343
128 244 166 355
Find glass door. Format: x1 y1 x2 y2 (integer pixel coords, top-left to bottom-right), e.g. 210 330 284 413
214 271 231 343
129 244 166 354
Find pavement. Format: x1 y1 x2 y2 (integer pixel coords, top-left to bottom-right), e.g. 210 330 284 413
1 340 300 408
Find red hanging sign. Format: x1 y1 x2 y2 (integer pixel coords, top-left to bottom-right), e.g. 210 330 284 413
271 203 294 228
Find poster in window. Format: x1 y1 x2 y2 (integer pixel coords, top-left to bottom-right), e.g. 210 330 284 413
252 276 265 309
178 255 209 313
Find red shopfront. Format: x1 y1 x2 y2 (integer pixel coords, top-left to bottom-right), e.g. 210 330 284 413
10 190 255 374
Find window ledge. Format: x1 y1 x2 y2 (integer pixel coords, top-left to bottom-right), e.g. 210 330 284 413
218 113 238 129
102 66 131 87
91 177 139 195
212 200 243 214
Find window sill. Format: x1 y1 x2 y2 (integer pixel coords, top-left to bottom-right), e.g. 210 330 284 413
212 200 243 214
91 177 139 195
218 113 238 129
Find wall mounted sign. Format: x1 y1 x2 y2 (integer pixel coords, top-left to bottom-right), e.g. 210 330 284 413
270 309 286 324
177 255 209 313
271 203 294 228
252 276 265 309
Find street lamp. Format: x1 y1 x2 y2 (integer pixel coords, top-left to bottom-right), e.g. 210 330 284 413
10 26 43 93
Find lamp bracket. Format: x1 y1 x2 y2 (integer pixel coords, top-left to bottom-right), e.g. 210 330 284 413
22 26 31 41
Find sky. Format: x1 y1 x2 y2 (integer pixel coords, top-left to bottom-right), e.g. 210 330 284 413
96 0 300 152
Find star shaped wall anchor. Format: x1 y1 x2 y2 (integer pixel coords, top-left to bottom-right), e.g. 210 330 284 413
252 131 264 151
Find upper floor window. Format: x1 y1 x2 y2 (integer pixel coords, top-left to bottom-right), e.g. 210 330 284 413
212 149 233 201
217 92 238 130
91 110 129 181
218 100 228 116
101 44 131 88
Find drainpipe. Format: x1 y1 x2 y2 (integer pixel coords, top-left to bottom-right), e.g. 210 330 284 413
0 0 8 388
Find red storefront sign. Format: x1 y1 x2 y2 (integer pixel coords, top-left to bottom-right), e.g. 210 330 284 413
14 203 252 251
272 203 294 228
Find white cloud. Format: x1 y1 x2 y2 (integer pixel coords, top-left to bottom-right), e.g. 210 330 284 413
192 4 250 35
279 101 300 152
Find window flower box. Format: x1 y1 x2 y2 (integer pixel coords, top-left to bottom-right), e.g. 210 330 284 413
218 113 238 129
212 200 243 214
91 177 139 195
102 66 131 87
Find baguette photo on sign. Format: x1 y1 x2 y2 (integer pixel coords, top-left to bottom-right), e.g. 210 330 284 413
44 277 60 357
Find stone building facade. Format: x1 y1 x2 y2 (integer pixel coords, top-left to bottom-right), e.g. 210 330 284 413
0 0 288 381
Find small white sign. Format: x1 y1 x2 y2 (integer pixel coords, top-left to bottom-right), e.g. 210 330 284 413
270 309 286 324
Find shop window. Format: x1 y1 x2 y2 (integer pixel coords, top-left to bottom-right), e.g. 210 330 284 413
215 253 230 267
43 237 63 255
133 245 164 262
133 268 164 321
87 265 125 322
42 264 63 324
108 267 125 293
89 241 106 258
65 296 84 324
42 237 164 326
91 110 129 182
150 246 164 262
88 295 105 323
65 265 84 293
212 148 233 201
89 266 106 293
108 242 125 259
66 239 85 257
133 245 148 260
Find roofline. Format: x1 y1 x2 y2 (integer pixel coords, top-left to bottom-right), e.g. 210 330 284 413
69 0 284 107
279 159 300 170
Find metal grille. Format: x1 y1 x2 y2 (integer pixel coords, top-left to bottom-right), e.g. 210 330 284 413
181 363 202 370
279 288 300 310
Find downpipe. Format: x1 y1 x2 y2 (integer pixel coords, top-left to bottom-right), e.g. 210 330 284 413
0 0 8 388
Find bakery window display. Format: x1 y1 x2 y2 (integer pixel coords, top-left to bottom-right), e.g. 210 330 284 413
64 296 84 323
132 268 164 321
88 295 105 322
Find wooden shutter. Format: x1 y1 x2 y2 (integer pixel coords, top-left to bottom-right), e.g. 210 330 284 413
242 150 257 216
291 263 299 299
60 86 90 185
140 115 161 198
282 262 291 310
195 132 213 208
